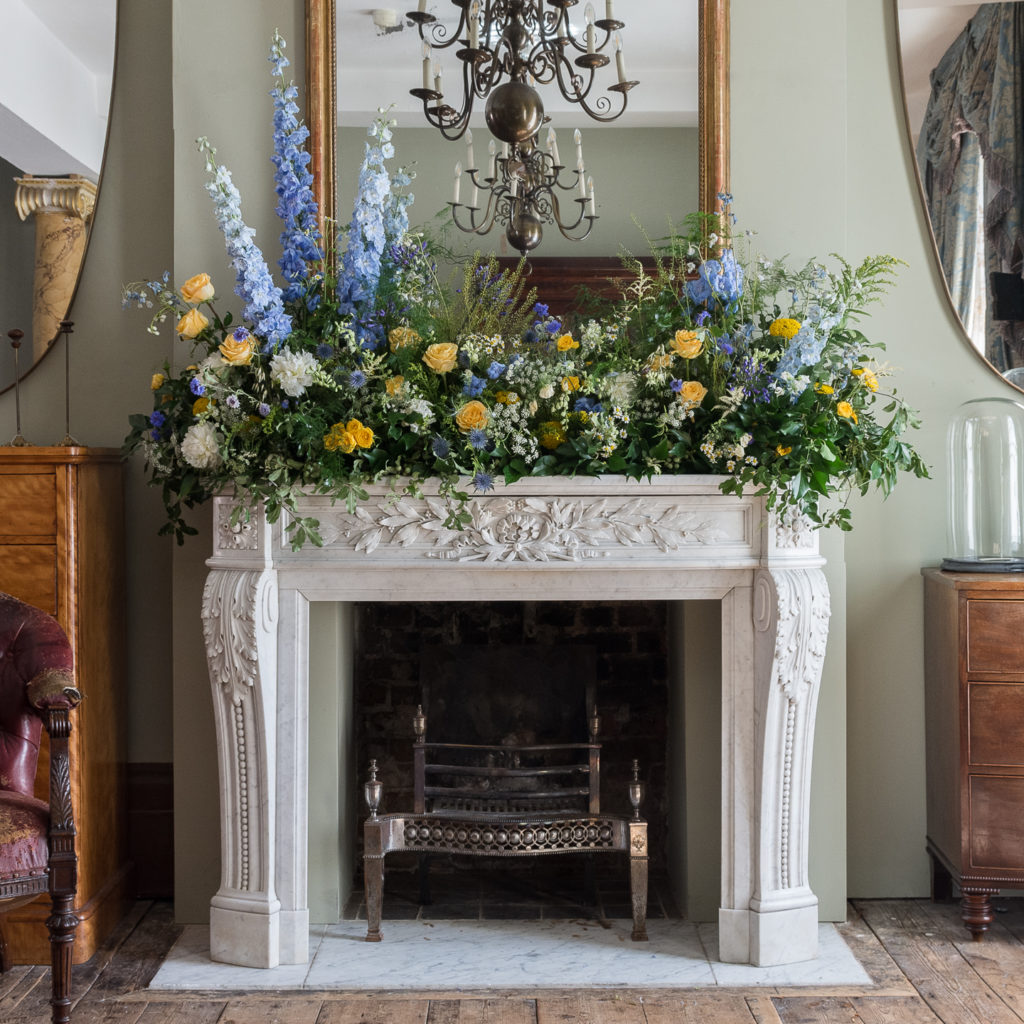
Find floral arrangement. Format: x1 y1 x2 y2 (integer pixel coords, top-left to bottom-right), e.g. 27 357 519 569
124 34 927 549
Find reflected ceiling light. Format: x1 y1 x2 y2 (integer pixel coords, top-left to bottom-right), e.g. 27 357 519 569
370 9 406 35
406 0 638 143
449 126 596 254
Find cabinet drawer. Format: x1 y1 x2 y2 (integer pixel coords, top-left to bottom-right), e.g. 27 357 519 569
969 775 1024 871
0 473 56 537
968 683 1024 766
966 599 1024 675
0 544 57 614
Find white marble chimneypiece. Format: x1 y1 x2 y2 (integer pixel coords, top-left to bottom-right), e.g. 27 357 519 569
201 476 831 971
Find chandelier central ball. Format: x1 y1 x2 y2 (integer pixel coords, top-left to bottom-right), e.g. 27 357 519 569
485 82 545 144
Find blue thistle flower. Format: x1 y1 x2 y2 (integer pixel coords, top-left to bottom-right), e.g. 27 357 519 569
473 471 494 493
431 435 451 459
349 370 368 389
468 429 488 450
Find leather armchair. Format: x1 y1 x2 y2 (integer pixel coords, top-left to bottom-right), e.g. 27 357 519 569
0 592 81 1024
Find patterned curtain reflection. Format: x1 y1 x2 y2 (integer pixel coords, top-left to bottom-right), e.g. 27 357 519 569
916 3 1024 371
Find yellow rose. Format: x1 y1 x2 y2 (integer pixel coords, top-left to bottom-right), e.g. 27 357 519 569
455 400 489 432
150 373 165 391
389 326 421 351
670 330 703 359
192 397 212 415
385 375 405 396
355 425 375 449
219 330 255 366
775 444 792 456
180 273 215 304
561 376 581 392
324 422 357 453
836 401 858 424
556 333 579 351
422 342 459 373
678 380 708 407
769 317 801 340
176 307 209 339
814 383 834 395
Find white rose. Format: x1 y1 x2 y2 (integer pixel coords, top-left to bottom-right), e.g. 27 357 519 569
180 421 223 470
539 384 555 399
270 347 319 398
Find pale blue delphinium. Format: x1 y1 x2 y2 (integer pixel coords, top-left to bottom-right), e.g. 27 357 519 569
775 324 825 379
198 137 292 351
268 32 323 309
337 112 415 322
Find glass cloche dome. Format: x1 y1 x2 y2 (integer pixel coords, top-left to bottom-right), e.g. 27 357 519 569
944 397 1024 571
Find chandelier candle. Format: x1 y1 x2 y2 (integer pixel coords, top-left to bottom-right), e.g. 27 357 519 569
421 41 431 92
547 126 560 167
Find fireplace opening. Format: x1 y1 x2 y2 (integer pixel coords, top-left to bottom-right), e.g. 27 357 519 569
348 600 678 923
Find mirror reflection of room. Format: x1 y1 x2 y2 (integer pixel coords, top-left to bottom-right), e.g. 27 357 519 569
0 1 114 391
334 0 698 260
898 1 1024 386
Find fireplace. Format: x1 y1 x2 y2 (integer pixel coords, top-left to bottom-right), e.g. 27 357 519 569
201 476 830 969
354 603 671 870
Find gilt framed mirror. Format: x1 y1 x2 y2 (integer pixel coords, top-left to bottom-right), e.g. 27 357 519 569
0 0 118 393
894 0 1024 392
304 0 729 255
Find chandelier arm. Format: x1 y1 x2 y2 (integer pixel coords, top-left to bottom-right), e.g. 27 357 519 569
415 7 469 51
551 194 596 242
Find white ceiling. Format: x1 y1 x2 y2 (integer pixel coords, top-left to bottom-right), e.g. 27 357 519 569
0 0 116 176
335 1 698 130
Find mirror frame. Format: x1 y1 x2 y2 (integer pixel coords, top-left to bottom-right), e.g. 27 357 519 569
891 0 1024 395
304 0 730 233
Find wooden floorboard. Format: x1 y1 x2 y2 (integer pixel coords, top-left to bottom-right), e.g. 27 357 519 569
8 900 1024 1024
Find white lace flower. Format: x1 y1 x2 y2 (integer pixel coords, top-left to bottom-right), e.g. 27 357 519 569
180 421 223 470
270 347 319 397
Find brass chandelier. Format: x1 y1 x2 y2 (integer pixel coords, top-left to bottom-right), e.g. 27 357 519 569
407 0 638 252
449 126 597 254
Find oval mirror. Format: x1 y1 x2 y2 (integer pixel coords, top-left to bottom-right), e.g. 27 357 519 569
0 0 117 392
305 1 729 250
895 0 1024 391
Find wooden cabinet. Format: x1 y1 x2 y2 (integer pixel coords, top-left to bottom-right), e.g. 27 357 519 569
923 568 1024 939
0 447 129 964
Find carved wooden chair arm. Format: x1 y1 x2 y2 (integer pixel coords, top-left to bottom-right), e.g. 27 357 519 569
27 669 81 716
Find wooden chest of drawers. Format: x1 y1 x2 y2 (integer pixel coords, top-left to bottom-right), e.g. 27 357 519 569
0 447 129 964
923 568 1024 938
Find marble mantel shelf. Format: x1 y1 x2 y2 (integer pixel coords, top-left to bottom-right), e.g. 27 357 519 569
202 475 830 971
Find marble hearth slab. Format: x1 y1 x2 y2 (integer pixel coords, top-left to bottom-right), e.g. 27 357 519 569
149 921 871 990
